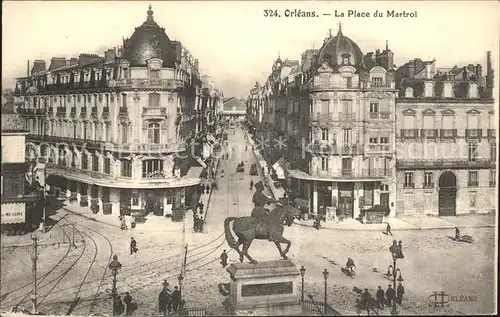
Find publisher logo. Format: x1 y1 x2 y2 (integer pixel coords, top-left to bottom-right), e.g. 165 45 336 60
428 291 478 307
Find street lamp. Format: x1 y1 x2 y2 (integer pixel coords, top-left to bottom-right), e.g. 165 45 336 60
322 269 329 314
299 266 306 303
388 241 404 315
108 255 122 316
178 274 184 301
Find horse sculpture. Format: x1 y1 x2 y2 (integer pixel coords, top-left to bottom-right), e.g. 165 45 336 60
224 201 300 264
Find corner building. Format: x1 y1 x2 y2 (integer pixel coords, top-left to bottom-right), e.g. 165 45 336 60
15 6 223 216
249 26 398 220
395 53 496 215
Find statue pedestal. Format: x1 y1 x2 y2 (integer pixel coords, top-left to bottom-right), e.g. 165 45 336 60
224 260 303 316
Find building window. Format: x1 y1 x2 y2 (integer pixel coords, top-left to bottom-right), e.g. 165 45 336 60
404 172 414 188
370 102 379 113
380 184 389 191
149 93 160 107
121 124 129 143
92 153 99 172
121 160 132 177
491 143 497 162
490 170 496 187
148 122 161 144
424 172 433 188
380 137 389 144
166 196 175 205
468 171 478 187
104 158 111 174
82 153 88 170
321 157 329 171
150 69 161 80
363 183 374 207
468 143 478 162
123 68 129 79
369 137 378 144
142 159 164 178
321 128 328 141
469 192 477 208
121 93 127 107
342 128 351 144
342 77 352 88
342 56 349 65
342 158 352 175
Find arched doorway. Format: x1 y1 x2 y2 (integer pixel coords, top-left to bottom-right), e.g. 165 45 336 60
438 171 457 216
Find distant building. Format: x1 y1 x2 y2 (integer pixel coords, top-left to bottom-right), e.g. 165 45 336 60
222 97 246 120
394 52 496 216
13 5 223 217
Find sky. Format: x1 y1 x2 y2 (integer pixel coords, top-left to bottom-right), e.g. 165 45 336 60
2 1 499 98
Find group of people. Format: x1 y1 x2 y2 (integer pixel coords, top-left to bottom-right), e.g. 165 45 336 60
158 280 184 315
193 201 205 233
113 292 136 316
357 283 404 311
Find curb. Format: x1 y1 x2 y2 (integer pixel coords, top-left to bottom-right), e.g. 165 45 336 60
1 232 52 248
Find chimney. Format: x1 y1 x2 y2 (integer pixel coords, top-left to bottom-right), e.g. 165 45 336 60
467 64 475 75
194 59 199 70
49 57 67 71
27 60 30 77
375 49 380 61
475 64 482 79
486 51 494 89
468 82 478 99
408 60 415 78
104 48 117 63
31 60 46 75
463 66 468 80
425 63 431 79
78 54 101 67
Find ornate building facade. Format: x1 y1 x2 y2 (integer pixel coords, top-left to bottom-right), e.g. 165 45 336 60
395 52 496 216
14 6 223 216
248 26 398 220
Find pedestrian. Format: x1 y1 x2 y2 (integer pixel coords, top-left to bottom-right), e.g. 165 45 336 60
386 222 393 236
130 238 138 255
385 284 395 307
220 250 228 268
120 215 127 231
200 184 206 195
396 282 404 305
455 226 461 240
389 240 401 259
123 292 133 315
114 294 124 315
159 289 167 316
361 288 372 307
245 144 248 151
250 180 254 190
376 286 385 309
171 286 181 312
398 240 404 258
206 183 210 194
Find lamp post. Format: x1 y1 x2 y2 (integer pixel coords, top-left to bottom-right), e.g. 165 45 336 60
299 266 306 303
108 255 122 316
178 274 184 301
388 241 404 315
322 269 329 314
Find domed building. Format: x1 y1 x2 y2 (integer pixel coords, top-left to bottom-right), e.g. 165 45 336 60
14 5 223 219
249 24 399 221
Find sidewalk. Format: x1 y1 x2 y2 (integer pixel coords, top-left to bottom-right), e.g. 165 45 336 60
1 231 52 248
295 214 495 231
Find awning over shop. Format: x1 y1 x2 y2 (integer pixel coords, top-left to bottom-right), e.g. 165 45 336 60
196 157 208 169
272 157 288 180
187 166 204 179
288 169 386 182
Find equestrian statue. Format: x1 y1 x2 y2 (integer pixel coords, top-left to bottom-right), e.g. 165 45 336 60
224 181 300 264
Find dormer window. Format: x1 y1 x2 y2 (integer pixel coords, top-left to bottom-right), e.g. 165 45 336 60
150 69 160 80
323 54 331 65
405 87 414 98
123 67 129 79
341 53 351 65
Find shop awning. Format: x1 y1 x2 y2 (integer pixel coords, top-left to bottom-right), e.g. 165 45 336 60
272 157 288 180
187 166 204 179
288 169 386 182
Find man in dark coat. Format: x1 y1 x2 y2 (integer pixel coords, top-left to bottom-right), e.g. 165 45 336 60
386 222 393 236
361 288 372 308
123 292 133 315
376 286 385 309
396 283 405 305
130 238 138 255
385 285 395 307
250 180 254 190
398 240 404 258
171 286 181 312
220 250 228 268
158 289 167 316
389 240 401 259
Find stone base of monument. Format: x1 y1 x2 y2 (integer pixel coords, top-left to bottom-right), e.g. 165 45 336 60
224 259 303 316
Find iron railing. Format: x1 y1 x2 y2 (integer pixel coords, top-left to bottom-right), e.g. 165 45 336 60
397 158 495 170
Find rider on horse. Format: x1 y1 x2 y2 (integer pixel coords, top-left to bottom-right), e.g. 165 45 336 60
345 257 356 274
251 181 279 240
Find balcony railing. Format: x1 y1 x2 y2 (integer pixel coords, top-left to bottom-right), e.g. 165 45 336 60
342 169 352 176
423 182 434 189
404 183 415 189
440 129 457 140
420 129 439 140
119 107 128 114
468 181 479 187
396 158 495 170
311 112 334 121
490 180 496 187
143 107 167 116
108 78 185 89
465 129 483 140
309 167 391 178
91 107 98 115
369 112 392 120
102 107 109 114
339 112 356 121
401 129 419 140
80 107 87 115
366 144 391 153
70 107 76 114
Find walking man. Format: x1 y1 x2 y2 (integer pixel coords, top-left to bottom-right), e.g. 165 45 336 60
250 180 254 190
386 222 393 236
396 282 405 305
130 238 138 255
376 286 385 309
220 250 228 268
158 289 167 316
386 284 395 308
123 292 133 316
398 240 404 258
171 286 181 312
